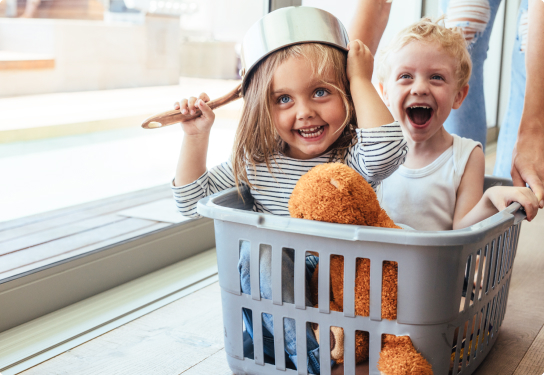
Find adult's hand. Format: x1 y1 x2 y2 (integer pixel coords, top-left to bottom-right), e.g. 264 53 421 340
511 0 544 207
511 121 544 206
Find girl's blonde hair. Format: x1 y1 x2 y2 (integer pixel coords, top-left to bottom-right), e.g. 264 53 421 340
376 17 472 89
232 43 356 190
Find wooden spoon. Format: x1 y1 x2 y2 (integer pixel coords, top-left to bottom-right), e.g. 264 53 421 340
141 83 242 129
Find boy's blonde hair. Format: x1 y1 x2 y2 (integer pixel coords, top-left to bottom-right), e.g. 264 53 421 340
376 17 472 89
232 43 357 190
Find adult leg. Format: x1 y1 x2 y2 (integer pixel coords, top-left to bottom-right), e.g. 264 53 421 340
441 0 504 150
493 0 529 178
20 0 40 18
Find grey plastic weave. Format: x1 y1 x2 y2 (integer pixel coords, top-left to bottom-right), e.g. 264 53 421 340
197 176 524 375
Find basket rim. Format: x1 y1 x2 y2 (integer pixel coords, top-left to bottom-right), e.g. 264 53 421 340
197 187 525 246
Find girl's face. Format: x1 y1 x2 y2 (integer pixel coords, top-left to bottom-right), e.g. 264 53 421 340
270 56 347 160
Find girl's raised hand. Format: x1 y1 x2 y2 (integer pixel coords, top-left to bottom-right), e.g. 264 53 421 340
174 92 215 136
486 186 540 221
347 39 374 83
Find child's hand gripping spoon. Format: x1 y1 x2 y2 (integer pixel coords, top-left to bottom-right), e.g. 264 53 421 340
141 83 242 129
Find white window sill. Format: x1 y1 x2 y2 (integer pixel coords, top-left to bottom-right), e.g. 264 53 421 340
0 248 218 375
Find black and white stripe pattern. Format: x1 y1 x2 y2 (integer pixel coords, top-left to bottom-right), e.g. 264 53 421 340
172 122 407 218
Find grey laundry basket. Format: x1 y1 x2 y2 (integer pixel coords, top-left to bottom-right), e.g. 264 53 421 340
197 176 525 375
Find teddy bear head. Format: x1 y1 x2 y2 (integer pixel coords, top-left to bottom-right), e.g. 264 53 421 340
288 163 398 228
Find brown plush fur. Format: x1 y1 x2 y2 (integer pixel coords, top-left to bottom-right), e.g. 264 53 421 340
288 163 433 374
288 163 399 228
378 335 433 375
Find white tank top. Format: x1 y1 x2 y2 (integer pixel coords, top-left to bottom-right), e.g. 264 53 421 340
379 134 481 231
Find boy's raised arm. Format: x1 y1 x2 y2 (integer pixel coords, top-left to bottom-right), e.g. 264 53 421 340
347 40 394 129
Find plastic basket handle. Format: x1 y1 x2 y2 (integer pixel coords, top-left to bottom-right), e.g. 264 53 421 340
511 202 526 225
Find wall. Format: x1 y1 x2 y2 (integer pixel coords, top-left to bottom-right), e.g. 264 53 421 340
0 16 180 97
177 0 264 79
302 0 423 46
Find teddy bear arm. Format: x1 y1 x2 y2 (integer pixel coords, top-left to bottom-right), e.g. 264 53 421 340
377 209 402 229
378 335 433 375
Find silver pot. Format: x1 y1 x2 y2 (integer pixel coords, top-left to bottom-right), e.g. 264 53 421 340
141 6 349 129
240 6 349 94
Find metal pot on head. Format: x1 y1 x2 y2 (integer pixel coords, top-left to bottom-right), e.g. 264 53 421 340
141 6 349 129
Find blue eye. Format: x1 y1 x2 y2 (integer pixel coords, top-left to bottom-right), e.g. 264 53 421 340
399 74 411 79
278 96 291 104
315 89 328 97
431 75 444 81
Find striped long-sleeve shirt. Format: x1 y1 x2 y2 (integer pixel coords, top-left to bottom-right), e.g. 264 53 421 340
172 122 407 218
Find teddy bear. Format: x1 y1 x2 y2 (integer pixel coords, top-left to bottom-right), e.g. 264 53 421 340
288 163 433 375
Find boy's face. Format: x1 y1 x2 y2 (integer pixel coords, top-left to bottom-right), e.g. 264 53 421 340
381 41 469 144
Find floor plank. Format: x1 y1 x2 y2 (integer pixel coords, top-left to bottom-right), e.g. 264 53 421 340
0 215 126 256
20 283 229 375
0 183 176 283
0 222 170 280
0 186 170 243
0 218 158 274
473 210 544 375
513 326 544 375
181 348 233 375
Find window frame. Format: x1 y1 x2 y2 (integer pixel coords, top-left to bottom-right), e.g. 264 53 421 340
0 217 215 334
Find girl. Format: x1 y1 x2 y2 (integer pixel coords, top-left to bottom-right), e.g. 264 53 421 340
172 40 407 373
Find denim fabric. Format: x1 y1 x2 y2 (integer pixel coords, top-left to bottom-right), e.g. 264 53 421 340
440 0 529 174
238 241 323 374
440 0 503 151
494 0 529 178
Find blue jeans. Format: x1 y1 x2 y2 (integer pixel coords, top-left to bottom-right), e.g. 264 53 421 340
238 241 322 374
440 0 503 151
440 0 528 168
494 0 529 178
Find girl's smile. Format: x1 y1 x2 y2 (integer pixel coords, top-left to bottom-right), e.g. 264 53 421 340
296 125 326 139
271 56 347 159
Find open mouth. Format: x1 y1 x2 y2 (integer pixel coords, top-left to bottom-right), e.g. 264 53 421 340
298 126 325 138
406 106 433 126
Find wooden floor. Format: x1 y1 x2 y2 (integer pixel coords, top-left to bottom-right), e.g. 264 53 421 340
0 184 174 281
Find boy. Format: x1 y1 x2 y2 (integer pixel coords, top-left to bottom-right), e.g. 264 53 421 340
375 18 540 230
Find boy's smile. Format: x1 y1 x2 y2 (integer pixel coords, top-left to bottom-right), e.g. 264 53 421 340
381 41 468 146
271 56 347 160
406 105 433 128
